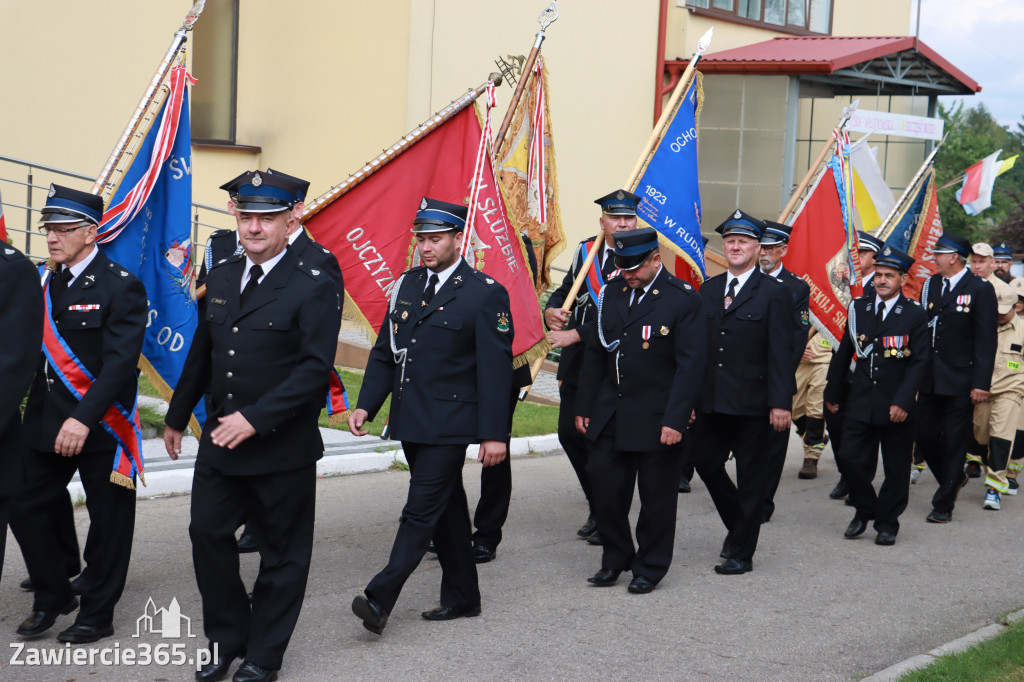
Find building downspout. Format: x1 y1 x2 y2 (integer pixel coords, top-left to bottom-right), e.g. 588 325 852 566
654 0 669 125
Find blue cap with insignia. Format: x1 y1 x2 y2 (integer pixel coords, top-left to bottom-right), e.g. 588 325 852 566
594 189 641 216
715 209 763 239
857 231 883 253
874 245 914 273
39 184 104 226
266 168 310 202
994 242 1013 259
412 197 467 233
220 169 306 213
760 220 792 246
932 232 971 258
612 227 659 271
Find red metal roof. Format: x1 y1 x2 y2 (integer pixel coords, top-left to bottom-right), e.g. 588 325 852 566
695 36 980 93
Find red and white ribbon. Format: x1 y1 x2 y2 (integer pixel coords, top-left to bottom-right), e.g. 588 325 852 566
528 57 547 225
462 81 498 259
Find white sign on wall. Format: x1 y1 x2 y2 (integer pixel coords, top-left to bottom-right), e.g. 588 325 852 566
846 108 945 141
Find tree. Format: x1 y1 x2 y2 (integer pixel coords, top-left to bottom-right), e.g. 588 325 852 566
935 103 1024 246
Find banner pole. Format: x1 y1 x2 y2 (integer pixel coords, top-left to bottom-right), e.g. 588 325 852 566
876 135 946 241
92 1 207 200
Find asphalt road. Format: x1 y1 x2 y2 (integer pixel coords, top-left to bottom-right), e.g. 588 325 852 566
2 444 1022 681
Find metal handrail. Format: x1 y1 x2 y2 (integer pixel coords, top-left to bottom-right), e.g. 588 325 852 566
0 153 232 262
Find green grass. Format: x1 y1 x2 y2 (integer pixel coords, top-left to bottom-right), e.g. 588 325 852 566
138 404 166 436
318 368 558 438
898 619 1024 681
138 374 160 398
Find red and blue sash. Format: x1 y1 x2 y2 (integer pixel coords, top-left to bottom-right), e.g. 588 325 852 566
39 265 144 490
326 367 350 417
582 239 620 302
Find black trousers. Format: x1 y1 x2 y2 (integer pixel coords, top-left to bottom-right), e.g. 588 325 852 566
842 419 913 534
190 461 315 671
366 442 479 614
694 413 769 563
586 420 684 583
915 392 973 514
472 378 523 548
824 403 848 478
761 427 791 521
557 383 594 516
11 448 135 626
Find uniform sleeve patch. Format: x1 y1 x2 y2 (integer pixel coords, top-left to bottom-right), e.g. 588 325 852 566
496 312 510 333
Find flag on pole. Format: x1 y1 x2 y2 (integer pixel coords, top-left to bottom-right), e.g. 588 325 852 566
850 140 894 232
877 167 942 300
497 56 566 291
0 186 7 243
97 64 205 436
305 93 548 368
630 73 706 288
956 149 1003 216
784 150 862 346
997 155 1018 177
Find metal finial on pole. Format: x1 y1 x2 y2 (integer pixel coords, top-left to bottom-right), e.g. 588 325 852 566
538 1 559 31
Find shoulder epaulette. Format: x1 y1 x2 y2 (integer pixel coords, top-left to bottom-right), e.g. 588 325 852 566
297 260 323 280
471 269 497 285
0 244 22 261
403 265 426 276
107 261 131 278
210 253 244 270
209 229 234 239
665 274 694 293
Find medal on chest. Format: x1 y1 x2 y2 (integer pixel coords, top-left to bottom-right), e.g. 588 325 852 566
956 294 971 313
641 325 651 349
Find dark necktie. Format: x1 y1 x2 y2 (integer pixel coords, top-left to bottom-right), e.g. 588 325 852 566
51 268 73 302
941 277 950 299
240 264 263 307
724 277 738 310
601 251 616 278
423 273 439 306
876 301 885 323
629 289 643 312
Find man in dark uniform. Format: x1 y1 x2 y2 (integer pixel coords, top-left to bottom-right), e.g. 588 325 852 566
827 230 884 498
915 232 997 523
12 185 147 643
469 233 538 564
0 242 43 584
574 228 705 592
757 220 810 521
693 210 794 575
825 246 928 545
348 197 513 635
993 242 1014 283
204 169 344 555
165 170 340 682
546 190 640 543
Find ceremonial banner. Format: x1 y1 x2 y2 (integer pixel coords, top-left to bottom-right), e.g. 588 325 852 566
497 56 566 291
877 167 942 300
305 101 547 367
784 156 862 346
850 141 894 232
97 65 205 435
630 73 706 288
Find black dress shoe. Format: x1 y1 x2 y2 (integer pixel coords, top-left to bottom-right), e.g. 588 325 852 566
421 604 481 621
56 622 114 643
16 597 78 636
352 594 388 635
195 651 239 681
719 533 734 559
426 540 437 553
19 578 34 591
829 478 849 500
875 531 897 546
678 476 691 493
237 530 259 554
627 575 655 594
714 557 752 575
576 516 597 538
586 568 621 586
232 660 278 682
471 544 496 564
844 516 869 539
586 531 603 546
926 510 952 523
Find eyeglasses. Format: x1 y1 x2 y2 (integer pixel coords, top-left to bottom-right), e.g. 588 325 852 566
38 224 88 237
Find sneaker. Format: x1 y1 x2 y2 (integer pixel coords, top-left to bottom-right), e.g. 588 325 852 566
1007 479 1019 496
983 489 1001 511
910 467 922 484
966 461 982 479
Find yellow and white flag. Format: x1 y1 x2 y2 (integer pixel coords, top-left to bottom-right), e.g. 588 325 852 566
850 140 895 231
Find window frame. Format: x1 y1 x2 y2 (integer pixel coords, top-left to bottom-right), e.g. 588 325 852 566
190 0 240 145
686 0 833 36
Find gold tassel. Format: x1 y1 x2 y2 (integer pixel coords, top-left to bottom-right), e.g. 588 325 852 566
512 338 551 370
109 471 137 491
327 410 351 426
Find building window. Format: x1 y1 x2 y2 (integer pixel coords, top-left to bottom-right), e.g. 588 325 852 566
191 0 238 143
686 0 832 35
